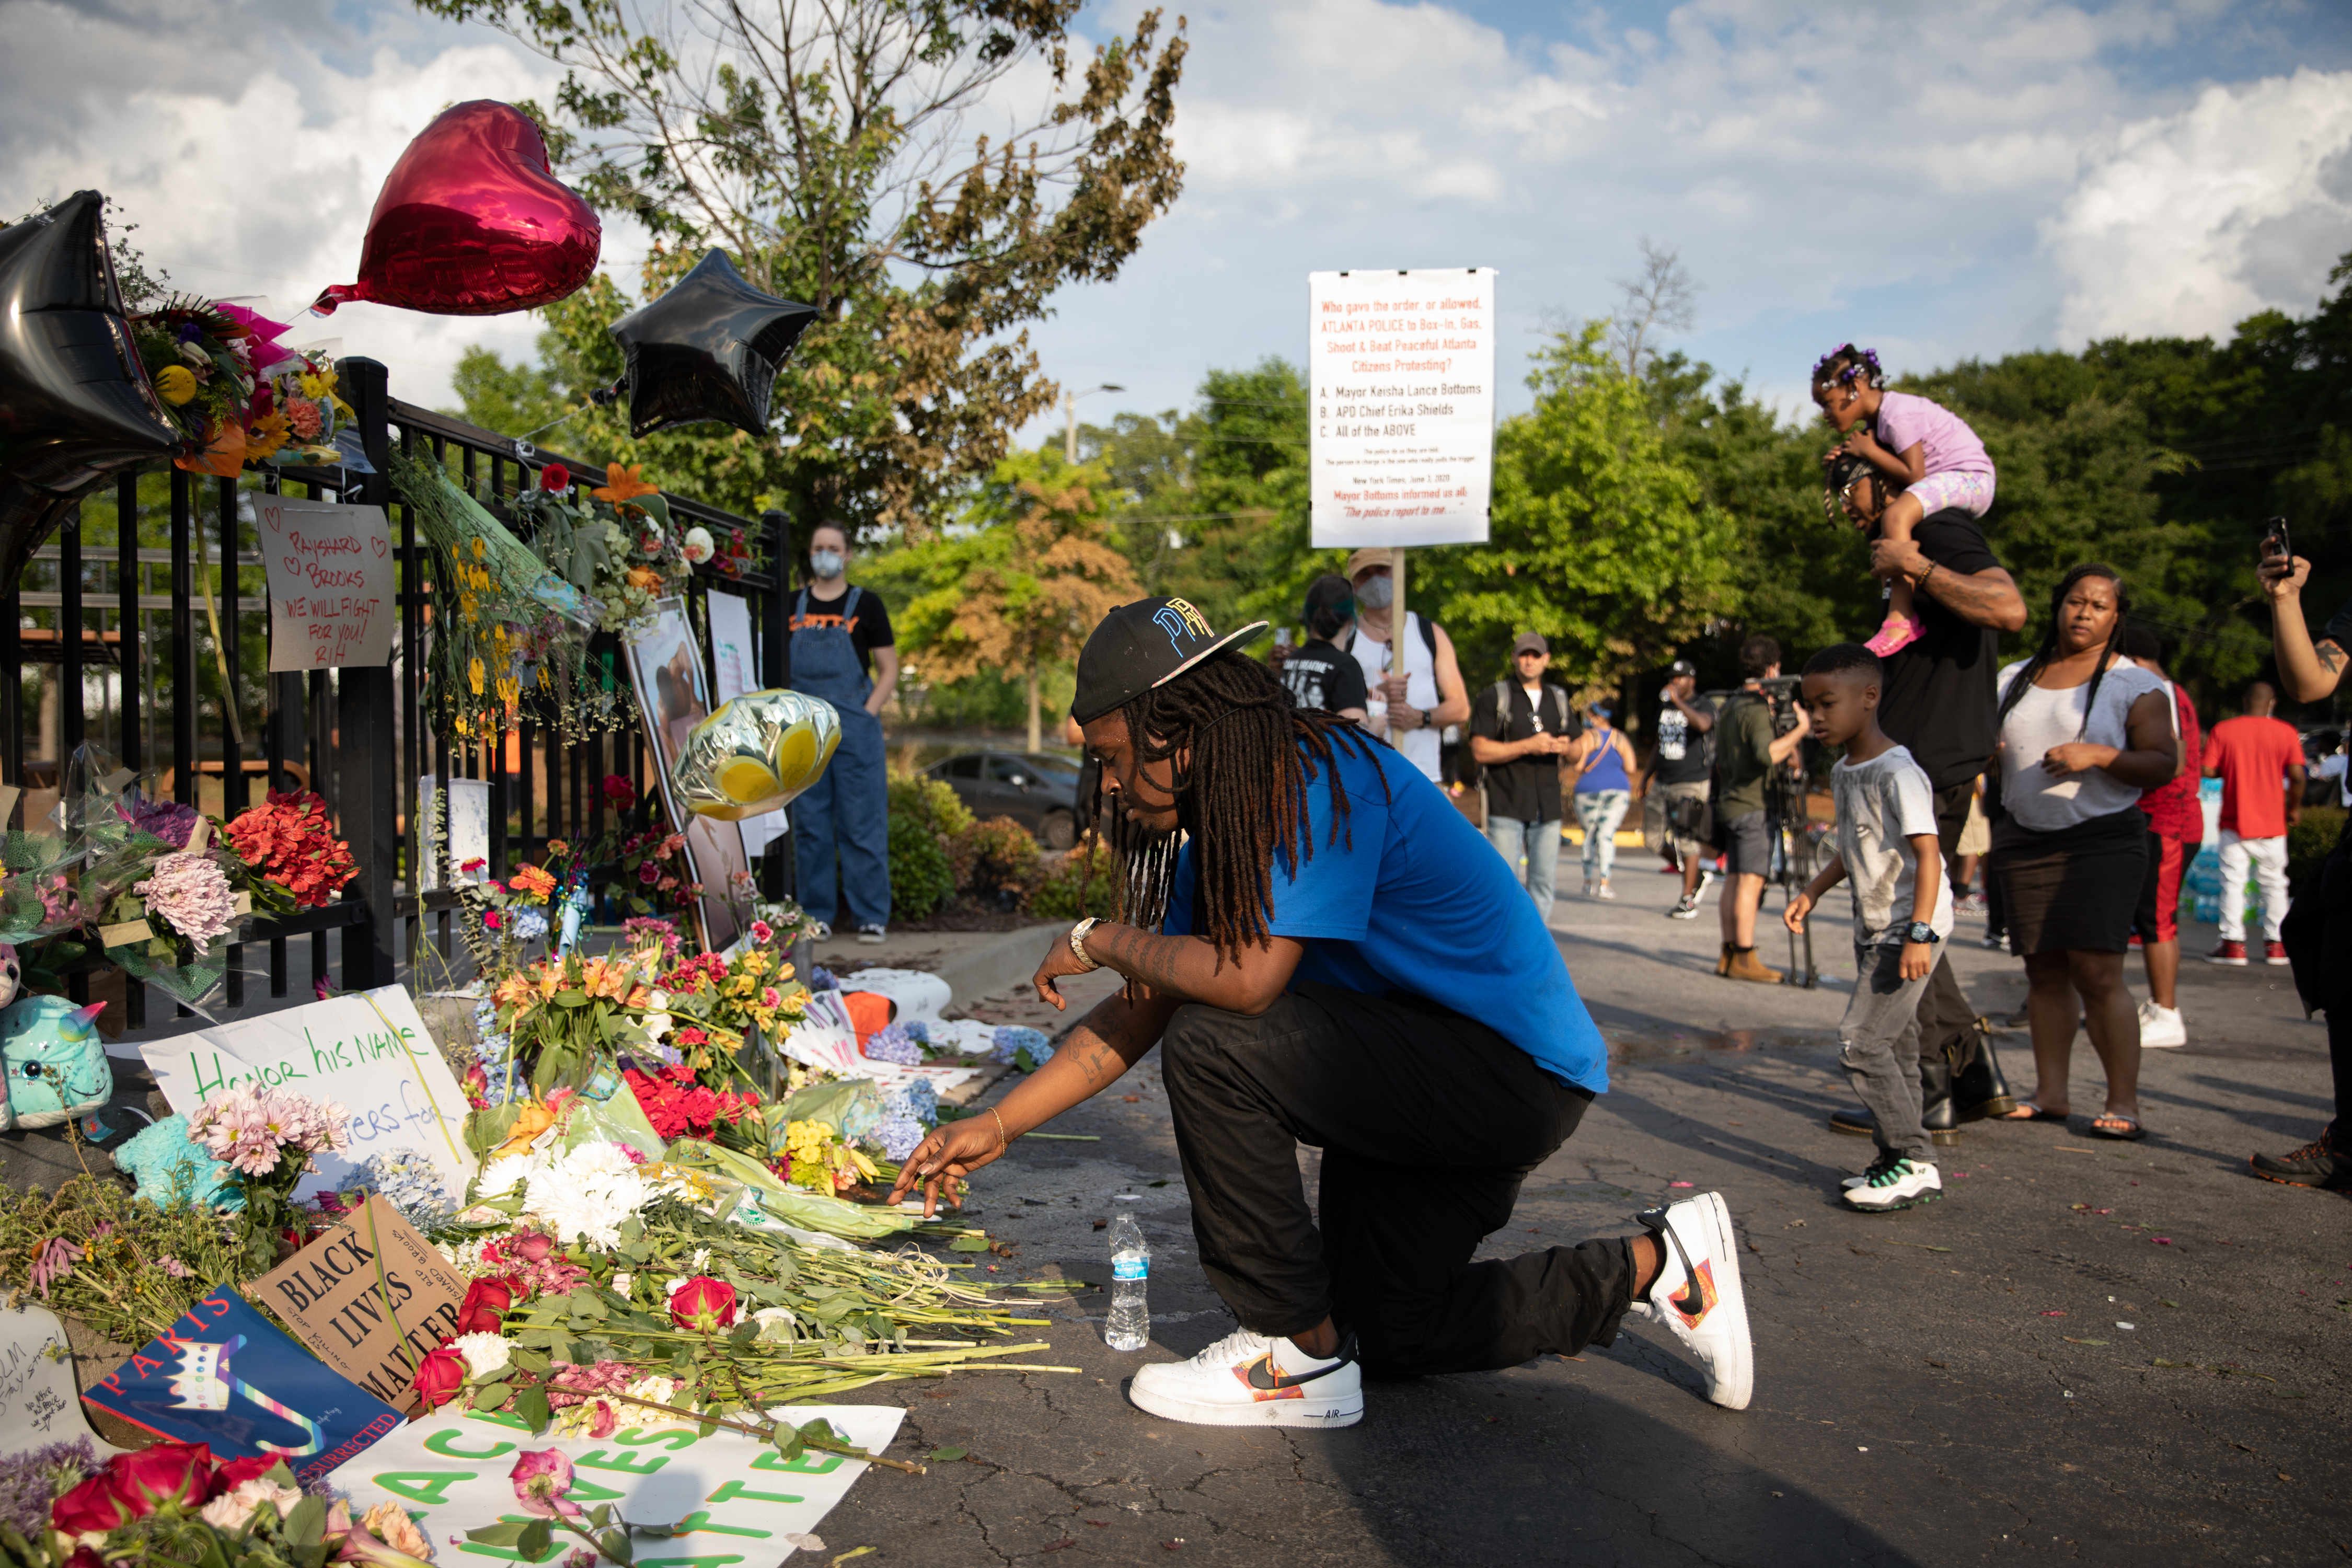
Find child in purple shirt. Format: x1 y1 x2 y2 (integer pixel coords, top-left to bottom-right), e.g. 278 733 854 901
1812 344 1998 656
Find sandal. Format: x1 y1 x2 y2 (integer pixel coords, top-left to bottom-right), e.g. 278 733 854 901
1998 1102 2068 1123
2088 1113 2148 1142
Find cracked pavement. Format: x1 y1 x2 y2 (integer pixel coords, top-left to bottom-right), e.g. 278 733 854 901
814 869 2349 1565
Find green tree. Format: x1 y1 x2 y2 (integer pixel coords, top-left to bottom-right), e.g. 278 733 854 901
1417 324 1738 697
419 0 1187 535
871 449 1137 749
443 344 569 439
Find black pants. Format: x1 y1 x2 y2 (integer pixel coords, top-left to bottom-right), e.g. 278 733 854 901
1159 981 1632 1378
1915 781 1982 1068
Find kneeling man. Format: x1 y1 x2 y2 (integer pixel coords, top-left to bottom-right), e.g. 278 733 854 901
889 599 1753 1426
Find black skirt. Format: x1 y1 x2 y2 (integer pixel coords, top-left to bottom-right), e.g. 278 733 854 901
1990 807 2148 956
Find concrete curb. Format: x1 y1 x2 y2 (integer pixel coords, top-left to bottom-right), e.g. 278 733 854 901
933 923 1064 1009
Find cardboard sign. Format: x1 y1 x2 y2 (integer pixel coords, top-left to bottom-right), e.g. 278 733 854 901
0 1304 122 1458
83 1288 402 1485
257 495 395 671
336 1402 904 1558
254 1197 466 1413
140 985 477 1202
1309 266 1496 547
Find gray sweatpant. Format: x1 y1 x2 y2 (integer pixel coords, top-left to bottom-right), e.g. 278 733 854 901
1841 943 1933 1163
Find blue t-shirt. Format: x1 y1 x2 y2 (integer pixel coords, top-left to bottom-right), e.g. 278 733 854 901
1160 737 1609 1093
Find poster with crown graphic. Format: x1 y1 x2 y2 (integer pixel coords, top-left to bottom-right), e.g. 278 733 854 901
82 1287 403 1485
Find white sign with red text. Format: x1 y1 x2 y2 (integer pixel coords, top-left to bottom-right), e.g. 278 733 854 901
1308 268 1495 547
258 495 395 671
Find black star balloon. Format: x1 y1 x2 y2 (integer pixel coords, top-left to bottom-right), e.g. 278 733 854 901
607 249 818 439
0 190 179 594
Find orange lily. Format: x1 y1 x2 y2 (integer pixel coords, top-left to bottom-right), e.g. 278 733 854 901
592 463 660 505
491 1101 557 1159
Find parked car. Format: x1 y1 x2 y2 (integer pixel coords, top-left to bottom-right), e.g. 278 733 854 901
923 751 1085 849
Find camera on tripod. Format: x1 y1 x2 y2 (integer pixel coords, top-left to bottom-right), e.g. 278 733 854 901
1754 674 1805 734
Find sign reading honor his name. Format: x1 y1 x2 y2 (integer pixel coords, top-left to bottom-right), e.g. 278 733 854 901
257 495 395 671
1309 268 1495 547
255 1196 467 1412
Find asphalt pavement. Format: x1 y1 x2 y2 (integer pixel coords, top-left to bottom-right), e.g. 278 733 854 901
815 854 2347 1567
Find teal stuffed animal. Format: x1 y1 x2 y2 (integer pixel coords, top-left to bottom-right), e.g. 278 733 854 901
0 996 111 1130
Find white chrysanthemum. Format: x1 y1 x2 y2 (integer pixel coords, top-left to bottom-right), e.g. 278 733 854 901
534 1182 633 1249
451 1332 513 1380
475 1150 550 1203
559 1139 641 1186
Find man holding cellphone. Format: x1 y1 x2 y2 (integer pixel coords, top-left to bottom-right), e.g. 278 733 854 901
2252 524 2351 1193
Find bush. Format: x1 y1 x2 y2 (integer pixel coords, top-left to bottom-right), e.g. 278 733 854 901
1025 839 1119 920
886 770 966 919
954 816 1043 900
2288 805 2346 898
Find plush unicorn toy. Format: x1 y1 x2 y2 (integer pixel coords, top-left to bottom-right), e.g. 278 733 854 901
0 994 112 1130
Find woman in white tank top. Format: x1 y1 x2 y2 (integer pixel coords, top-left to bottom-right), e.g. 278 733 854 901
1339 548 1471 784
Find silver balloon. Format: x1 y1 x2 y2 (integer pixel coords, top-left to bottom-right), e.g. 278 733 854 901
672 688 840 820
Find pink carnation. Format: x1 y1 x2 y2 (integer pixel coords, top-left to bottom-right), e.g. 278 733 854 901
133 851 238 954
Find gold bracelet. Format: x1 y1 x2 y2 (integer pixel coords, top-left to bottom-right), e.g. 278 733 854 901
991 1108 1010 1152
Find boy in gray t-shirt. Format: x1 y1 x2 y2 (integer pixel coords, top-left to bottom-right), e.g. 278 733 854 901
1785 644 1955 1213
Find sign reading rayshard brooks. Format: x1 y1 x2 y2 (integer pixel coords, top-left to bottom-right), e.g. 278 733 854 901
1309 268 1495 548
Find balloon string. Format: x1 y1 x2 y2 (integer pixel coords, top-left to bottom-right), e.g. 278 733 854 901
517 382 623 445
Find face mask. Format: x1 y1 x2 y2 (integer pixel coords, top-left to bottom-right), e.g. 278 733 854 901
1355 574 1394 609
810 549 845 580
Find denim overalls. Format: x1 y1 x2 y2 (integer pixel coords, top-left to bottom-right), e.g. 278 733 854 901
790 584 890 928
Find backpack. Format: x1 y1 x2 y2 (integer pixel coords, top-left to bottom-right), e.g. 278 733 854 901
1459 681 1573 790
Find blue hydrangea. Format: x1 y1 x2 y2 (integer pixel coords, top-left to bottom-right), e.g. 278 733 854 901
810 966 840 991
904 1020 931 1045
863 1022 924 1066
875 1111 927 1162
470 999 516 1106
990 1025 1051 1066
883 1076 938 1125
511 908 550 943
344 1151 456 1230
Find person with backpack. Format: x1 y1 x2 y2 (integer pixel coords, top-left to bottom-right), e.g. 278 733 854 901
1469 632 1579 919
1643 658 1718 920
1340 547 1471 783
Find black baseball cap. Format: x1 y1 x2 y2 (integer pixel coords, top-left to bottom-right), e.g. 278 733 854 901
1070 598 1270 724
1668 659 1698 677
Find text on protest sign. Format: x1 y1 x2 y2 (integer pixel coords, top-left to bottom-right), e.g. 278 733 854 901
0 1305 122 1458
140 986 477 1201
255 1196 468 1413
1309 268 1495 548
257 495 395 671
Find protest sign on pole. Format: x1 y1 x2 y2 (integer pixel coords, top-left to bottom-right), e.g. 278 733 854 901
1308 268 1495 549
139 986 477 1202
256 495 395 670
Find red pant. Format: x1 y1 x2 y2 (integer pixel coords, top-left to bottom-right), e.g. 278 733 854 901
2133 828 2193 943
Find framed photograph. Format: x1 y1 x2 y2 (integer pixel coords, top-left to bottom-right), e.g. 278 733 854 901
624 599 748 950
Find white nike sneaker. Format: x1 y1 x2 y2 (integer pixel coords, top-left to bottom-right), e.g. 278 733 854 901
1128 1329 1364 1429
2137 1001 2187 1048
1844 1157 1941 1213
1625 1192 1753 1410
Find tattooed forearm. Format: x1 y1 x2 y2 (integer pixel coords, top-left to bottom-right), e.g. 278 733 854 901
1091 924 1202 998
2320 640 2347 674
1068 996 1150 1089
1920 565 2027 632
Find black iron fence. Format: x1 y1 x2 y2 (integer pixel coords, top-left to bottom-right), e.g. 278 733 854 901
2 357 794 1030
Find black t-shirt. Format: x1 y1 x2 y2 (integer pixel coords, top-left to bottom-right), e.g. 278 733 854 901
1651 694 1715 786
1472 681 1578 824
790 583 896 676
1878 510 2003 791
1280 639 1370 715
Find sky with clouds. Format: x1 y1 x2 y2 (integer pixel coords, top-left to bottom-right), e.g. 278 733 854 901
5 0 2350 445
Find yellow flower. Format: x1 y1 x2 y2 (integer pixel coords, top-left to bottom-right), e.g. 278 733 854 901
155 364 197 405
469 656 485 695
245 413 291 462
470 537 487 561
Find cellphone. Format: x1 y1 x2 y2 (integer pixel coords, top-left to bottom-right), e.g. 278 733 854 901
2259 515 2291 563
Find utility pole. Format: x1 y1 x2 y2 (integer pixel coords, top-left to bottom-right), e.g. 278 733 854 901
1063 383 1125 463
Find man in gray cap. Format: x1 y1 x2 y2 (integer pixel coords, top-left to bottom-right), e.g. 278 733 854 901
1642 658 1719 920
1469 631 1578 919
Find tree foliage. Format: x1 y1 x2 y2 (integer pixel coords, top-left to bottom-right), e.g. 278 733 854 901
419 0 1186 535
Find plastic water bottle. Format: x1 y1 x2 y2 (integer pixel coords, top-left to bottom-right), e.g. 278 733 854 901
1104 1213 1150 1351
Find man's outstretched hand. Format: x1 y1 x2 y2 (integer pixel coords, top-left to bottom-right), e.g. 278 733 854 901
884 1117 1009 1216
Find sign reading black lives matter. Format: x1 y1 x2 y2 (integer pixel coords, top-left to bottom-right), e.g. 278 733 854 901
1309 267 1495 547
253 1195 467 1411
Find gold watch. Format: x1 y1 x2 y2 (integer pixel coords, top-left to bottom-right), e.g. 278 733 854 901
1067 917 1102 971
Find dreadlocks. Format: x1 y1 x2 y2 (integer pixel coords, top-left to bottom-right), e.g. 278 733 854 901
1994 563 2131 735
1089 650 1384 968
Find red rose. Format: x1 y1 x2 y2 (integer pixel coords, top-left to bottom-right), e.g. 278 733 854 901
668 1276 737 1333
51 1472 133 1535
512 1232 554 1265
412 1345 466 1410
603 775 637 809
105 1441 215 1517
457 1275 520 1335
539 462 571 493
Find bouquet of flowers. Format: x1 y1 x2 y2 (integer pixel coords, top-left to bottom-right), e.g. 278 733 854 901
131 300 352 476
655 924 809 1066
224 788 358 912
614 809 700 919
186 1083 352 1273
508 462 691 635
486 947 666 1098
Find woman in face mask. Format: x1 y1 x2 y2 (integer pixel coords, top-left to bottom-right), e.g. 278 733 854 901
790 522 900 943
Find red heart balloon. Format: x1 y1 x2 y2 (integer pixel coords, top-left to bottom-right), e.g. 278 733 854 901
314 101 601 316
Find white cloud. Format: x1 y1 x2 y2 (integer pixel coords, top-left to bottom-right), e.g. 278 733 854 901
2043 68 2352 343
